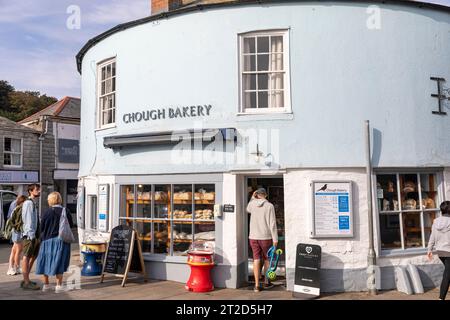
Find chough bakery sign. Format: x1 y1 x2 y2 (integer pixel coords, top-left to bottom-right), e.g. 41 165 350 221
123 105 213 124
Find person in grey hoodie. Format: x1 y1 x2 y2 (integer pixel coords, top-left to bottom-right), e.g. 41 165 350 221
427 201 450 300
247 188 278 292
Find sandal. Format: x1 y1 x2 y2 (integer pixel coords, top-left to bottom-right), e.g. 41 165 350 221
253 285 261 292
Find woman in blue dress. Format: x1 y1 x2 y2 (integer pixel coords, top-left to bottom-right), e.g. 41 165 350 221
35 191 74 293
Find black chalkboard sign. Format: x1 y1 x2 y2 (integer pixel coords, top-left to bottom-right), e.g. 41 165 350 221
293 243 321 299
100 225 146 287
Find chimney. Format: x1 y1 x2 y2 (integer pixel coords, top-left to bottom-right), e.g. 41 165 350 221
151 0 183 15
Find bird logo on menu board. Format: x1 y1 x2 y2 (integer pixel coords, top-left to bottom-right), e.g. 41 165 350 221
316 184 328 192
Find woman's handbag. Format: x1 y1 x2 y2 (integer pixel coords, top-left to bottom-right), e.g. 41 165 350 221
59 207 75 243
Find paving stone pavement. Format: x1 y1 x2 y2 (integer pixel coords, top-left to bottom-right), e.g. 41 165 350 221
0 242 441 300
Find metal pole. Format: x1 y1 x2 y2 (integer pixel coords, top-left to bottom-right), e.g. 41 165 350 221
365 120 377 295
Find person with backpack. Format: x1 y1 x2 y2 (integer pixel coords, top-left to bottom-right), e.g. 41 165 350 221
35 191 74 293
21 183 41 290
6 195 27 276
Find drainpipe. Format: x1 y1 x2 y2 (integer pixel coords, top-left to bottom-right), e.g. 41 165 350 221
365 120 377 295
38 116 49 218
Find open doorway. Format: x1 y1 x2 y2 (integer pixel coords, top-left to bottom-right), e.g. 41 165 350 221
245 176 286 289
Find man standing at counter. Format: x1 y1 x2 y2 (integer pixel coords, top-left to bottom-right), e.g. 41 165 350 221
247 188 278 292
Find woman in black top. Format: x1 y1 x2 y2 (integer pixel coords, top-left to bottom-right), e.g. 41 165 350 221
35 192 74 293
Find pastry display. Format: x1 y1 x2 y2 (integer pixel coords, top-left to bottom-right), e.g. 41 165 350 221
195 209 214 220
173 230 191 240
383 199 399 211
173 210 192 219
403 181 416 193
195 188 215 201
194 231 215 241
421 197 436 209
154 191 168 201
402 199 416 210
174 192 192 200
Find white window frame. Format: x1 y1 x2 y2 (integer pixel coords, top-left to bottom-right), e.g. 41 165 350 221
3 137 23 168
97 58 116 130
238 29 291 114
375 170 444 255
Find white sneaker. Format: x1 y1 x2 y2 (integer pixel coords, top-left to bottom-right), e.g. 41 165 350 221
15 267 22 274
6 267 16 276
55 285 67 293
42 284 52 292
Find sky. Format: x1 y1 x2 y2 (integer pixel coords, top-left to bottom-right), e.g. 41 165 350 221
1 0 450 100
0 0 150 99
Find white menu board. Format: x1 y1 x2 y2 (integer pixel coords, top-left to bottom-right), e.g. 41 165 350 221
98 184 109 232
311 181 353 238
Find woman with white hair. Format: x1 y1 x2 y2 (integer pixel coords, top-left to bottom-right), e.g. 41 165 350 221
35 191 74 293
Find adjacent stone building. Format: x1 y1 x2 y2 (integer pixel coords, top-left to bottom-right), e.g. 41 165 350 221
20 96 80 222
0 116 45 211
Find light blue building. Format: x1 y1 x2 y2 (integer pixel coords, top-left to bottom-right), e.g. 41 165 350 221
76 0 450 292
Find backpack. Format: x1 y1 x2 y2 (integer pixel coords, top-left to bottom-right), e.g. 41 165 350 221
4 205 24 240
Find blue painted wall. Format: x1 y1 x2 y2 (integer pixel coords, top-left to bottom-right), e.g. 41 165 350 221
79 2 450 177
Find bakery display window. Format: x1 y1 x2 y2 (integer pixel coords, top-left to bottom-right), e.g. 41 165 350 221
377 172 442 252
119 183 216 256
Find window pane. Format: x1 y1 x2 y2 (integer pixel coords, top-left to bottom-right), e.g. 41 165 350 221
12 154 21 166
270 53 283 71
243 55 256 72
153 221 169 255
243 37 255 54
257 36 270 53
257 54 269 71
101 67 106 81
420 174 438 209
4 138 11 152
173 223 192 256
271 73 284 90
399 174 419 210
11 139 21 153
258 91 268 108
112 62 116 76
89 196 97 230
271 36 283 53
173 184 193 220
154 185 170 219
108 109 114 125
106 64 111 78
136 220 152 253
112 77 116 92
194 184 215 220
376 174 399 211
243 74 256 91
424 211 438 244
402 212 423 248
270 90 284 109
105 79 112 94
136 184 152 219
244 92 257 109
101 81 105 96
120 185 134 219
380 214 402 249
194 222 215 242
3 153 11 165
257 74 269 90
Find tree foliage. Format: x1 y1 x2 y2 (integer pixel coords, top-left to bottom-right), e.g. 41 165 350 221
0 80 57 122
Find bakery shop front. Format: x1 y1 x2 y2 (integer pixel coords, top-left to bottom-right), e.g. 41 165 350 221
75 0 450 292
